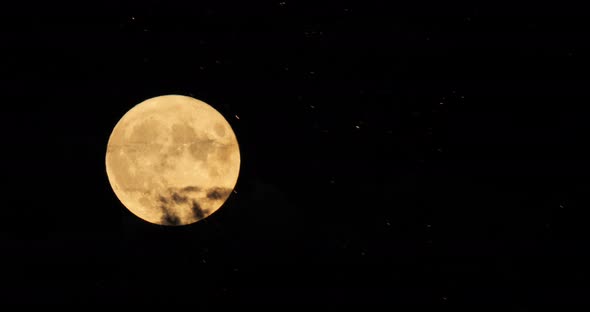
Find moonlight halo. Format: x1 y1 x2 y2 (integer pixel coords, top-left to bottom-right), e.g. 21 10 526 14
105 95 240 226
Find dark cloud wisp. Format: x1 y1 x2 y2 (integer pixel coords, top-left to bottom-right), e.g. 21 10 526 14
191 200 205 220
171 192 188 204
206 187 232 200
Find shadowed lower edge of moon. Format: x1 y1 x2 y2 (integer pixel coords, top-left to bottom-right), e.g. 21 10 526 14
155 185 234 226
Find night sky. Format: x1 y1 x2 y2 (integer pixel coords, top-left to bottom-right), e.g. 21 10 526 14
1 0 590 305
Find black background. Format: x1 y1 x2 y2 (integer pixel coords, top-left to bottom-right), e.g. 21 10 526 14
1 0 589 305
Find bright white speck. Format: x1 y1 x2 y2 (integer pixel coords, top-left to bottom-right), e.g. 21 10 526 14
355 125 360 129
131 16 136 21
439 102 444 105
279 1 286 6
559 204 565 209
233 190 238 194
460 95 465 99
235 115 240 120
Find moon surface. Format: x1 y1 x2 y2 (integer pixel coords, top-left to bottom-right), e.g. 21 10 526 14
105 95 240 226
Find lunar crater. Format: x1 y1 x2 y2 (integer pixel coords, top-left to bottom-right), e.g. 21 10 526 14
214 123 226 137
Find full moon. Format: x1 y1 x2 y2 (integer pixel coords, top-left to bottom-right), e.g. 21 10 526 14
105 95 240 226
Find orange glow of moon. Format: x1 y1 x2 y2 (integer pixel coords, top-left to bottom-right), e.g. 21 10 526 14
105 95 240 226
